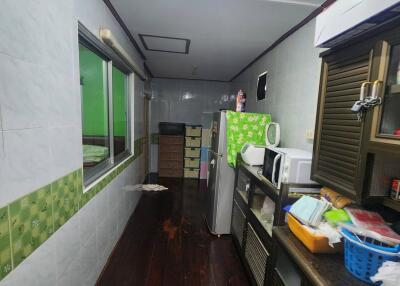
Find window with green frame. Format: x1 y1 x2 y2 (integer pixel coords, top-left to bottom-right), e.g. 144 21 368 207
78 27 131 186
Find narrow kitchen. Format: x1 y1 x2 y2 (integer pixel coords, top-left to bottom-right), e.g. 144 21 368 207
1 1 400 286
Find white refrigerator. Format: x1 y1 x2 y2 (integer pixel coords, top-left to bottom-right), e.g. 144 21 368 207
206 111 236 236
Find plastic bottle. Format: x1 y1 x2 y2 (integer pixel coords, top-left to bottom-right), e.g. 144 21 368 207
235 90 246 112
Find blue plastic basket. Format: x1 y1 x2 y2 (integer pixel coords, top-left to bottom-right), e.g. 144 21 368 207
341 228 400 285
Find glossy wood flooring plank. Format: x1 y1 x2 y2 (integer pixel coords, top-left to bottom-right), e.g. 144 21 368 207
97 178 249 286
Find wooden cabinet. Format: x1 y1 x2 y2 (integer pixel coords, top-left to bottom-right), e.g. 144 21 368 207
158 135 184 178
312 22 400 204
271 227 366 286
312 45 374 201
231 162 320 286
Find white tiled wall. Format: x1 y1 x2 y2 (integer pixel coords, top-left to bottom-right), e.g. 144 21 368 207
0 0 81 197
231 19 322 152
1 159 144 286
149 78 234 172
0 0 146 284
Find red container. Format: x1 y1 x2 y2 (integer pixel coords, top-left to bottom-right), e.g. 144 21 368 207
391 179 400 200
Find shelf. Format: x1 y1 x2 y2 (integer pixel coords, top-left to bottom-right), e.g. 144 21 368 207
238 190 248 204
251 208 273 237
244 165 280 201
382 197 400 212
389 84 400 94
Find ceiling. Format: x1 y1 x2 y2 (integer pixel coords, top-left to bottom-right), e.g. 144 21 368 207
110 0 326 81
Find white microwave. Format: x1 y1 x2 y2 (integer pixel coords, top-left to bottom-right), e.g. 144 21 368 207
262 147 315 189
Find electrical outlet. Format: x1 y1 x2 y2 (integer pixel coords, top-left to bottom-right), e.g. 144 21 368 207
306 129 314 140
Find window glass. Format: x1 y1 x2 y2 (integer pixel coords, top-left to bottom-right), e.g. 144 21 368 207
112 66 128 157
79 44 110 178
379 44 400 136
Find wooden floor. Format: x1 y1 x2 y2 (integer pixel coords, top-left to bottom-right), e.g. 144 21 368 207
97 178 250 286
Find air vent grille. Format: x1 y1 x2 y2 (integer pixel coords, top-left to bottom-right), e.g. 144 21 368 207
245 224 268 286
232 200 246 246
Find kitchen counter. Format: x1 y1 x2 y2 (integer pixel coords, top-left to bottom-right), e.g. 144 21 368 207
273 227 368 286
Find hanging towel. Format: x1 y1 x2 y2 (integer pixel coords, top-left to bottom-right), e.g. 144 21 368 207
226 111 271 166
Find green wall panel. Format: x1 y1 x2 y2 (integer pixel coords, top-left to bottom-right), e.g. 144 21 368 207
9 185 53 268
51 172 80 231
79 45 128 138
0 207 12 279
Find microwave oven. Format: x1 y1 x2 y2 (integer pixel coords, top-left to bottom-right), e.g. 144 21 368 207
262 147 315 189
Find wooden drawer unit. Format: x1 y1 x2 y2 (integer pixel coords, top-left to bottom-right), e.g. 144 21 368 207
159 151 183 161
184 158 200 168
159 160 183 170
159 135 184 145
185 126 202 137
159 144 184 153
159 135 184 178
159 168 183 178
184 147 201 158
185 136 201 147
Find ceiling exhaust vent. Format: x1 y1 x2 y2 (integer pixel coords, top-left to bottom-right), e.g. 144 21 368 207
139 34 190 54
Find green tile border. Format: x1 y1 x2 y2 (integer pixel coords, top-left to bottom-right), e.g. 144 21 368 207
0 138 144 281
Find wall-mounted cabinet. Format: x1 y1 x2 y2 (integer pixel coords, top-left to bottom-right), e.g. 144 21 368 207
312 45 373 201
313 20 400 209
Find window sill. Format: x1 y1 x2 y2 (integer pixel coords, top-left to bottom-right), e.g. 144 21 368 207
83 153 133 193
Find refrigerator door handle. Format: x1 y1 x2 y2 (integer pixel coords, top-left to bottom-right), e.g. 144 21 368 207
210 159 215 166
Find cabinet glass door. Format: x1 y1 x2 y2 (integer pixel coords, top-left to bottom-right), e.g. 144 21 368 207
377 44 400 138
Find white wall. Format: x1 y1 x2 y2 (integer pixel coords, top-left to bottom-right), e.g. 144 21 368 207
150 78 233 130
149 78 233 172
231 19 322 152
0 0 146 285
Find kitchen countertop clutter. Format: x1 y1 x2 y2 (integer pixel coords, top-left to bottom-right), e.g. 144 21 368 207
232 160 400 286
229 15 400 286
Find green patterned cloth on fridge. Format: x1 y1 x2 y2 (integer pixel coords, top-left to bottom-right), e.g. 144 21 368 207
226 111 271 166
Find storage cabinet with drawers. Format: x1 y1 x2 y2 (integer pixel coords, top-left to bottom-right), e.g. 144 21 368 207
159 135 184 178
184 125 202 179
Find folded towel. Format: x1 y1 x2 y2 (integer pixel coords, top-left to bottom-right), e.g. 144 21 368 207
226 111 271 166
